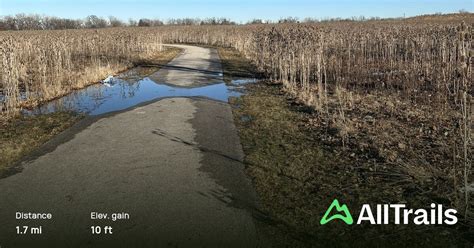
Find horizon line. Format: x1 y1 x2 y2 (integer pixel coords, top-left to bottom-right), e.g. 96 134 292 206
1 10 472 23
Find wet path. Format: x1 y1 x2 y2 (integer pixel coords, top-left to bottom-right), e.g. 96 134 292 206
0 45 264 247
25 45 248 116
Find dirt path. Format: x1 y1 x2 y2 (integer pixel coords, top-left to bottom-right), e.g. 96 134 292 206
0 45 264 247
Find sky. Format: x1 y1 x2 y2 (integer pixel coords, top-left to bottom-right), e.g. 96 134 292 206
0 0 472 22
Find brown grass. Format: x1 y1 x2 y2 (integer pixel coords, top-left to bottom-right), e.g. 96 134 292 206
206 17 472 221
217 47 260 83
0 28 165 114
212 17 473 244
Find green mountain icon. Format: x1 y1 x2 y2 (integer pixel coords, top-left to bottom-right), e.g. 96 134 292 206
320 199 353 225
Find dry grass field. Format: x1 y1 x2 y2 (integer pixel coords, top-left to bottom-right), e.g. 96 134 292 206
0 28 164 113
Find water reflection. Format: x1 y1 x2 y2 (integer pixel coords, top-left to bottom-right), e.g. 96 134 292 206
23 69 256 116
231 78 259 85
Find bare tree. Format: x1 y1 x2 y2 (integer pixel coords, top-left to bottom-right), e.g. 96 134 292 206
84 15 107 28
42 16 81 30
138 18 152 27
109 16 125 27
128 18 137 27
278 16 299 23
247 19 263 25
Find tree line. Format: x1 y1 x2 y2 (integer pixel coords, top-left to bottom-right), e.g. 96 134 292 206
2 12 466 31
0 14 237 30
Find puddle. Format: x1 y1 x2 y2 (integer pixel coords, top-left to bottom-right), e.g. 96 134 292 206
22 69 258 116
231 78 259 85
227 78 259 93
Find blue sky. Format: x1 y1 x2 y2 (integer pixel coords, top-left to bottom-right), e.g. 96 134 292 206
0 0 472 22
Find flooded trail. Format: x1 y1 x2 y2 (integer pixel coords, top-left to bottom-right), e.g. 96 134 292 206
0 45 265 247
25 45 246 116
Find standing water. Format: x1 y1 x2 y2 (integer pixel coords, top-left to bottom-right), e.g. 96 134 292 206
23 66 257 116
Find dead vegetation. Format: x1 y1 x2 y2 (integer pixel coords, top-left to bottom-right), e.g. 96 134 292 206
0 28 165 114
171 16 472 224
212 16 472 245
217 47 261 83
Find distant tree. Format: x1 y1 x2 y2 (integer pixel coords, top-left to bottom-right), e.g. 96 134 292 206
108 16 125 27
167 18 175 25
199 17 235 25
18 14 43 29
0 13 45 30
128 18 137 27
219 18 235 25
167 18 201 25
2 15 18 30
246 19 262 24
0 19 6 30
84 15 107 28
151 19 164 26
0 14 238 30
302 17 319 23
202 17 217 25
43 16 82 29
136 18 164 26
278 16 299 23
138 18 152 27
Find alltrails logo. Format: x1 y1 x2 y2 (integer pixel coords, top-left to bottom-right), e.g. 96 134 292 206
320 199 353 225
320 199 458 225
